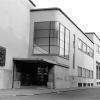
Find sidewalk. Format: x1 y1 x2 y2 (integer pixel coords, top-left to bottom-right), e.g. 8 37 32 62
0 87 98 97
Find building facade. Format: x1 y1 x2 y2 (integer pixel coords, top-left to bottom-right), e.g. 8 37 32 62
29 8 94 89
0 2 99 89
0 0 35 89
86 33 100 86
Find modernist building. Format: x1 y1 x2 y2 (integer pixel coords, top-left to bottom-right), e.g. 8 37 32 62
0 0 98 89
29 8 94 89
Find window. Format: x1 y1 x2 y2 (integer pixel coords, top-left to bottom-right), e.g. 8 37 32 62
87 83 90 86
65 28 70 56
90 71 93 78
78 39 82 50
78 67 93 79
78 67 82 77
83 43 87 52
34 21 59 54
91 83 93 86
90 48 93 57
86 69 90 78
78 39 93 58
83 83 86 87
96 62 100 79
87 46 90 55
78 83 82 87
0 46 6 66
34 21 70 58
82 68 85 77
96 44 99 52
59 24 64 56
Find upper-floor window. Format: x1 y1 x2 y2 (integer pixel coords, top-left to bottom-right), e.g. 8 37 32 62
78 39 82 49
96 44 100 54
33 21 70 59
96 44 99 52
83 43 87 52
0 46 6 66
78 39 94 58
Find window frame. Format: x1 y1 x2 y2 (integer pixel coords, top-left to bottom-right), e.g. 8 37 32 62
33 21 70 59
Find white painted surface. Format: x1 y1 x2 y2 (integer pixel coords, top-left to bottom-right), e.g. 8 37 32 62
0 0 34 88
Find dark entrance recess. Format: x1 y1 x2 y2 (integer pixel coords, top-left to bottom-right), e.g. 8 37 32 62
13 59 54 88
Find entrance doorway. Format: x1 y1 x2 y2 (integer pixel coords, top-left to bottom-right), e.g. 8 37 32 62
13 59 54 88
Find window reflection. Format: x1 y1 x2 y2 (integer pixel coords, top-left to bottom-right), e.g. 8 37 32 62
34 21 70 59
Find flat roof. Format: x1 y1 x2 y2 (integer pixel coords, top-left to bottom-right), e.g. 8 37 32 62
85 32 100 42
31 7 94 44
29 0 36 7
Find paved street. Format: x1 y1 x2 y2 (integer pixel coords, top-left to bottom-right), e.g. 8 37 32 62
0 88 100 100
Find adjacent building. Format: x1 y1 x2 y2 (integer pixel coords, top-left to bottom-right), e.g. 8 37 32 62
0 1 99 89
86 33 100 86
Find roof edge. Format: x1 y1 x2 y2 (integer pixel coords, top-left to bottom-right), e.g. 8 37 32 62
29 0 36 7
30 7 94 44
85 32 100 42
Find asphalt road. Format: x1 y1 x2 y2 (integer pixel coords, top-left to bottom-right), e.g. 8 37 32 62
1 88 100 100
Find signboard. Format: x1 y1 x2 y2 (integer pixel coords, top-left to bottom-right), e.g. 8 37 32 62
0 46 6 66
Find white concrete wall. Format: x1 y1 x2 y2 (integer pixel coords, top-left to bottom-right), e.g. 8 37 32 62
0 0 34 89
54 65 70 89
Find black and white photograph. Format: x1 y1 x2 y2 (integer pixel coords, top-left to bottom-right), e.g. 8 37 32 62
0 0 100 100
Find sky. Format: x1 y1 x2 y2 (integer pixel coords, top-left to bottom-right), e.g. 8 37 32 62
32 0 100 38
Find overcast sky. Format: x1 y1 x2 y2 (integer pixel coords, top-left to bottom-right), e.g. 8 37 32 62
33 0 100 38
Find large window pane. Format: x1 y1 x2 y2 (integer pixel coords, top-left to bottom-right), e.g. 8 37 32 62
78 67 82 77
82 68 85 77
78 39 82 49
50 38 59 46
65 29 69 56
50 46 59 54
34 38 49 46
35 30 49 38
60 24 64 33
87 46 90 55
96 44 99 52
83 43 87 52
34 21 70 58
33 45 48 54
60 47 64 56
35 22 50 30
90 48 93 57
50 30 58 38
60 24 64 41
60 40 64 48
37 46 49 53
51 21 59 29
